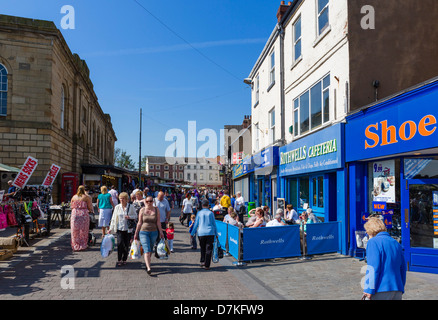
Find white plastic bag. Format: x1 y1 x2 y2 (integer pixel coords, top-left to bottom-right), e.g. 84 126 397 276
101 234 115 258
130 240 141 260
156 239 167 258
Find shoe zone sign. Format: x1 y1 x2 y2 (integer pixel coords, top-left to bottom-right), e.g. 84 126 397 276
345 81 438 162
279 124 344 176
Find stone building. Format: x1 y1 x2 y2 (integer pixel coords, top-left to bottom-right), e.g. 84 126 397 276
0 15 117 202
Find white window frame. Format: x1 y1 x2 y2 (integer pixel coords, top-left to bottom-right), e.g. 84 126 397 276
293 15 302 62
255 74 260 105
269 107 275 144
269 51 275 87
317 0 330 36
293 74 331 137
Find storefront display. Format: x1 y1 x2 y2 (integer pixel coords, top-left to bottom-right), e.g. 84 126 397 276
279 123 348 255
346 78 438 274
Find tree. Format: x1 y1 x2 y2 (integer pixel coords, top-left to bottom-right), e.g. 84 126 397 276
114 147 136 170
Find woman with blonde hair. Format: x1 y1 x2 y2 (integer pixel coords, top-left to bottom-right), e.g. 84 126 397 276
362 217 406 300
97 185 114 237
109 192 137 266
70 185 93 251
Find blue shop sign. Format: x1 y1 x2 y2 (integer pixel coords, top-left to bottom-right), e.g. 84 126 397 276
279 124 344 176
346 80 438 162
233 146 279 179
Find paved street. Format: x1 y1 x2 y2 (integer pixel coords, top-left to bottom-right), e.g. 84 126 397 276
1 208 438 300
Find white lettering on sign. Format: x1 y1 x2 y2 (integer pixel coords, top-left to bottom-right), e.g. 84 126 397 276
13 156 38 189
42 164 61 186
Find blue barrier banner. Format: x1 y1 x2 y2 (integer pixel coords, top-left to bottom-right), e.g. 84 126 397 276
227 224 240 259
306 222 340 255
215 221 227 249
242 225 301 261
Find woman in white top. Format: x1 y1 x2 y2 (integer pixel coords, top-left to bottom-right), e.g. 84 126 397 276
181 192 193 227
109 192 137 266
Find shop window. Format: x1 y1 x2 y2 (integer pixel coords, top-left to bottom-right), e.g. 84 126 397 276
404 158 438 179
313 176 324 208
368 159 401 241
299 177 309 208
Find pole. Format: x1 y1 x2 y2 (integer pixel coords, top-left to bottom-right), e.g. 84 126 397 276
139 108 142 189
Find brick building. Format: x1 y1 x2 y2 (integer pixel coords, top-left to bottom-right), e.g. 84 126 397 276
145 156 185 181
0 15 117 202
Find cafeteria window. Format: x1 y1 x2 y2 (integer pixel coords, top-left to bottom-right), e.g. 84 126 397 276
288 175 324 210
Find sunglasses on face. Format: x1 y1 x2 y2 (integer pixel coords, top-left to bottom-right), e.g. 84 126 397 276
145 200 153 203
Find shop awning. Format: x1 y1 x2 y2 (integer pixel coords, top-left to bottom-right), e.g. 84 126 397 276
0 163 20 172
158 183 175 188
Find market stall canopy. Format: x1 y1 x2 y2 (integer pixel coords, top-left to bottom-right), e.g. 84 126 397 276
0 163 20 172
158 183 175 188
179 185 194 188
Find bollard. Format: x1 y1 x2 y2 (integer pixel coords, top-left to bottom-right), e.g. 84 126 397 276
232 224 246 267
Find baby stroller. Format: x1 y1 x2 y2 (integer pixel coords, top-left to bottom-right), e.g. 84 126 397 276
88 212 97 246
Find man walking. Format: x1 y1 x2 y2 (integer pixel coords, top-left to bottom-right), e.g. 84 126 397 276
154 191 171 239
190 200 218 270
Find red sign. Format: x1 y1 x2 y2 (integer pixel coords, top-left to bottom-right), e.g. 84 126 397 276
232 152 244 164
42 164 61 186
13 156 38 189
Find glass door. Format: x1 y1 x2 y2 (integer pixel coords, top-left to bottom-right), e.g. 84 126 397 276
408 181 438 249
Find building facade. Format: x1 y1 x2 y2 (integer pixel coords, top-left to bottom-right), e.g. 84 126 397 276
185 157 222 189
243 0 438 257
0 15 117 202
145 156 185 181
346 78 438 274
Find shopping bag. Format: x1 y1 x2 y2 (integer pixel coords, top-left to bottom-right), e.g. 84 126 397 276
212 237 219 263
156 239 167 257
130 240 141 260
100 234 115 258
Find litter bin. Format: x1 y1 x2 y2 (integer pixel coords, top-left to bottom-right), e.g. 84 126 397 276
247 202 256 217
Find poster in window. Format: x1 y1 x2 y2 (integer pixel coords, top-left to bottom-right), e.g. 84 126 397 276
372 160 396 204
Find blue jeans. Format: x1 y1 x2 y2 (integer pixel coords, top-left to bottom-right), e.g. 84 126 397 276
139 230 158 253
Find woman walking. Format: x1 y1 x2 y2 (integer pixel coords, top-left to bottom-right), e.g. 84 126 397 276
181 192 193 227
109 192 137 266
97 186 114 237
134 196 164 275
70 185 93 251
362 217 407 300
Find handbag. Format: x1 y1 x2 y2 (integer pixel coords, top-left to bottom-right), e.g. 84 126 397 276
126 204 136 230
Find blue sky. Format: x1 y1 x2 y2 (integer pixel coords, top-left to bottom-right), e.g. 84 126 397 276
1 0 281 164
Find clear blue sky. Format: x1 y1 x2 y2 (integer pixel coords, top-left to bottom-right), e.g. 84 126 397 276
1 0 281 164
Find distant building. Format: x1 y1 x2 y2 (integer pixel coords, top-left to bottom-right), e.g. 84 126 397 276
0 15 117 202
145 156 185 181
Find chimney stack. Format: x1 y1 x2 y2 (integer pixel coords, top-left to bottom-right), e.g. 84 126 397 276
276 1 292 23
242 115 252 129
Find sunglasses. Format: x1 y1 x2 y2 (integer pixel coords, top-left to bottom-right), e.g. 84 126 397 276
145 200 153 203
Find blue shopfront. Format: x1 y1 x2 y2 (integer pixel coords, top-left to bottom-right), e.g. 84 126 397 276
278 123 348 255
346 78 438 274
232 146 279 211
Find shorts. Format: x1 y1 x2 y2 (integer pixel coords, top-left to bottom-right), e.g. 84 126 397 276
98 208 112 227
139 230 158 253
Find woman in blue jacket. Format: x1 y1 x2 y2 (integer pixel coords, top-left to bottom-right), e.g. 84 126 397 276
190 199 218 270
362 217 407 300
